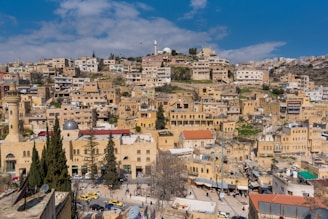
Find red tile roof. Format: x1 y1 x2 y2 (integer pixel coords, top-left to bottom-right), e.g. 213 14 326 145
81 129 130 135
249 193 326 211
38 129 130 137
182 130 213 140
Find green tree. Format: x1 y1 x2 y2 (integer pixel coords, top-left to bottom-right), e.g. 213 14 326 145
188 48 197 56
103 133 119 189
44 117 71 192
262 84 270 90
83 129 99 182
156 103 166 130
28 143 42 189
40 145 47 181
135 126 141 133
40 125 50 182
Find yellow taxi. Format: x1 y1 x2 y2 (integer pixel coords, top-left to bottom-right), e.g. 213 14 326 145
108 199 124 207
88 192 99 199
77 194 90 201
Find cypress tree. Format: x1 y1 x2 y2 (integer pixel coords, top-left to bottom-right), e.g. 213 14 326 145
103 132 119 189
40 145 47 182
83 128 99 183
156 103 166 130
28 142 42 188
44 117 71 191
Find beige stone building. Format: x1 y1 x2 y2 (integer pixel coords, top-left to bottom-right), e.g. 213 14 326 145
179 130 215 148
46 104 97 130
256 123 324 157
191 61 210 80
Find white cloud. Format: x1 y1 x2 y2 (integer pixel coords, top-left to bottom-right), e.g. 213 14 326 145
0 0 212 62
219 42 286 63
190 0 207 10
182 0 207 19
0 0 285 64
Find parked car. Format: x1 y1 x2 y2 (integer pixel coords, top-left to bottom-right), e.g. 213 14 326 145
72 174 83 180
87 192 99 199
90 204 104 211
105 203 114 210
77 194 90 201
108 199 124 207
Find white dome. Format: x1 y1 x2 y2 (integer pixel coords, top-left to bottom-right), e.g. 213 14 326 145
162 47 172 54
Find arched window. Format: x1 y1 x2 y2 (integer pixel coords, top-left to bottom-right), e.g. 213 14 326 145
23 151 26 157
6 153 15 158
123 156 128 160
27 151 30 157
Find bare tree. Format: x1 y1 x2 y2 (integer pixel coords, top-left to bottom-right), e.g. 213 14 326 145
151 151 187 206
304 184 328 211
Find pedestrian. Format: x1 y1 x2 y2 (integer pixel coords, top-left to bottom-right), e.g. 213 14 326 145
206 192 208 197
189 191 192 195
242 206 245 211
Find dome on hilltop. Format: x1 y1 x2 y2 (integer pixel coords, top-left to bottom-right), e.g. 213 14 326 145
162 47 172 54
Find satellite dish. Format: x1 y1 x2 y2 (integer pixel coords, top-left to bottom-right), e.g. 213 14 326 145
128 205 140 219
41 184 50 193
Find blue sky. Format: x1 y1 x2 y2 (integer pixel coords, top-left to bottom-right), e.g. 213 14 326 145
0 0 327 64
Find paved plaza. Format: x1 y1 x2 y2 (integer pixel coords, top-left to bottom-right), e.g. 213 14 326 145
77 179 249 218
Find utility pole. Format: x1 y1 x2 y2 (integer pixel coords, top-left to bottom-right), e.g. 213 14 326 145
219 131 225 200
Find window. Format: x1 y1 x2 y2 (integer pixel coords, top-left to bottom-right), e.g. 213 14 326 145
137 158 141 162
23 151 26 157
73 149 76 155
137 150 141 154
146 150 150 154
27 151 30 157
77 149 80 155
84 149 87 155
146 157 150 162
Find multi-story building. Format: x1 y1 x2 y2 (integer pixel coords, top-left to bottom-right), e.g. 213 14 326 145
46 104 97 130
54 76 73 91
74 56 102 73
272 172 314 196
51 58 69 69
191 60 210 80
234 68 264 85
140 66 171 87
256 123 324 157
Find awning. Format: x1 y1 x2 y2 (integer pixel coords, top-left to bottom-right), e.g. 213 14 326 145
194 178 228 189
72 166 78 170
228 184 236 190
298 171 317 180
237 185 249 191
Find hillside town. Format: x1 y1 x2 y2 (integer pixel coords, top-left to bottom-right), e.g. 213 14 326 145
0 42 328 219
